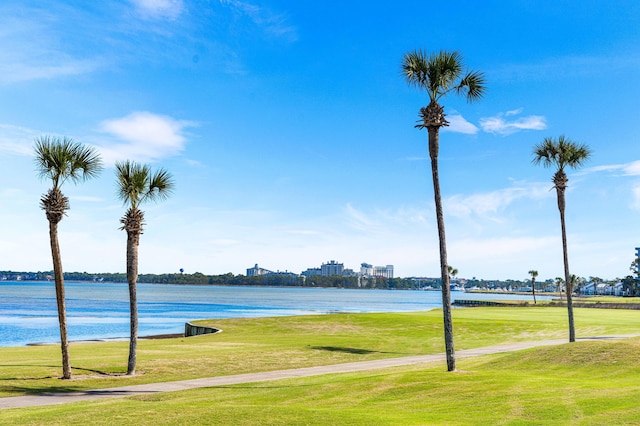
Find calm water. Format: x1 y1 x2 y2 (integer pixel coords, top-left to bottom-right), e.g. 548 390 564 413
0 281 545 347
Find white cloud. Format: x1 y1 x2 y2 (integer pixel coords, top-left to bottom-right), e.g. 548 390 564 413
96 111 196 164
445 182 550 219
479 109 547 135
443 114 479 135
586 160 640 176
504 108 523 116
131 0 184 20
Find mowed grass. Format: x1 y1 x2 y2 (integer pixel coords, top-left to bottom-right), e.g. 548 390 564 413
2 307 640 424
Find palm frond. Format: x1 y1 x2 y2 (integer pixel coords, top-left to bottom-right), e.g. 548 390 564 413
456 70 486 102
115 160 174 209
143 168 175 204
402 49 485 106
115 160 150 209
532 135 591 171
34 136 103 189
402 50 431 91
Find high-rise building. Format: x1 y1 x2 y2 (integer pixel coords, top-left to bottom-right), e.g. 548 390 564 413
373 265 394 279
321 260 344 277
360 263 373 276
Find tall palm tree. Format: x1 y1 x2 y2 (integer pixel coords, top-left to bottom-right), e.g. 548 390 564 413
528 270 538 304
402 50 485 371
34 136 102 379
116 160 174 375
533 135 591 342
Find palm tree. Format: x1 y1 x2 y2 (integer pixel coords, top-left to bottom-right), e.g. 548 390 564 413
591 276 603 296
448 265 458 281
555 277 564 302
528 270 538 304
402 50 485 371
533 135 591 342
116 160 174 375
34 136 102 379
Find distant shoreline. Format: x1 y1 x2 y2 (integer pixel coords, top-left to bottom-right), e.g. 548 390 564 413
26 333 184 347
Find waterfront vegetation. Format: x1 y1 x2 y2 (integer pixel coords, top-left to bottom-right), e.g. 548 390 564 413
3 307 640 424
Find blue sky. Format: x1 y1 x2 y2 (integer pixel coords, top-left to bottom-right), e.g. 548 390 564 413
0 1 639 281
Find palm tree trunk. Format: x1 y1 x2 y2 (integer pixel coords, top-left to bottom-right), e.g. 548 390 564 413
49 220 72 379
126 229 140 375
428 127 455 372
532 278 537 304
556 185 575 342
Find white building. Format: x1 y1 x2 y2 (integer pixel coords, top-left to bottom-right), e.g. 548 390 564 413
246 264 274 277
360 263 394 278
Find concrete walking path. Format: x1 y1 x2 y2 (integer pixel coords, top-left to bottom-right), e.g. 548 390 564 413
2 335 636 410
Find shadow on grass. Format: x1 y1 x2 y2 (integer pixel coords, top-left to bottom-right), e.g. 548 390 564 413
2 384 87 395
1 365 128 396
0 365 124 381
310 346 378 354
310 346 410 355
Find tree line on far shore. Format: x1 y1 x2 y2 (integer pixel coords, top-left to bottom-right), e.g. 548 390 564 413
6 270 639 294
1 270 422 290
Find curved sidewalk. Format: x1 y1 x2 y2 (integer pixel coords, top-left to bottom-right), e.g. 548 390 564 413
1 335 636 410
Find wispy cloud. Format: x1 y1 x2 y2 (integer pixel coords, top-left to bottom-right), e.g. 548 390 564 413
585 160 640 176
0 123 41 155
219 0 297 41
0 11 103 84
96 111 196 164
445 182 550 219
130 0 184 20
345 203 379 231
0 59 101 84
494 54 640 81
479 109 547 135
344 203 430 234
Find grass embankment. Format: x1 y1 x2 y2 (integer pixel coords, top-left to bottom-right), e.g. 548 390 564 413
3 307 640 424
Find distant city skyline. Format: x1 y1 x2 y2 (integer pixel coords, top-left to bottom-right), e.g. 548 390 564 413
248 260 394 279
1 2 639 281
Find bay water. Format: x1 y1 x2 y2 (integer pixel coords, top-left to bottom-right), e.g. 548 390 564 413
0 281 544 347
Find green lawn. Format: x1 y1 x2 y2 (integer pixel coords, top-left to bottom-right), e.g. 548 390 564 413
2 307 640 424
